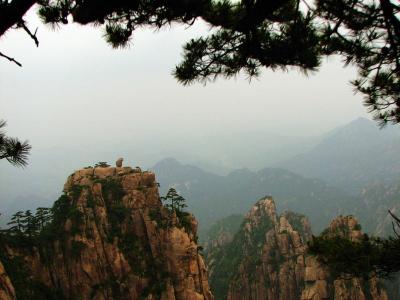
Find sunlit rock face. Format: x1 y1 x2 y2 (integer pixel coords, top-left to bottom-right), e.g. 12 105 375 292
207 197 312 300
301 215 388 300
207 197 388 300
0 166 214 300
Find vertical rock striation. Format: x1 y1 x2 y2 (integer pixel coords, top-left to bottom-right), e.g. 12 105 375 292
0 166 213 300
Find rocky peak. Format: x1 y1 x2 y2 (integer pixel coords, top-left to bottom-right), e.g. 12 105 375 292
207 196 312 300
244 197 278 229
0 165 214 300
323 215 363 241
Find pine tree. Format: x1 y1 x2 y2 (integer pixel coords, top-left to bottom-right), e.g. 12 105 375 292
35 207 52 230
0 120 31 167
20 210 37 237
7 211 24 234
28 1 398 125
309 211 400 279
161 188 187 213
316 0 400 126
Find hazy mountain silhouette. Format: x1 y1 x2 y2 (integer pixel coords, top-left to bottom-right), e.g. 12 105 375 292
2 118 397 231
152 158 356 234
276 118 400 194
354 181 400 236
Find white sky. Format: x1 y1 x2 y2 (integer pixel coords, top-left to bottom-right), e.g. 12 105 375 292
0 8 369 152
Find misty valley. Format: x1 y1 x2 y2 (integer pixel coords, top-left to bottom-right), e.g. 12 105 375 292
1 118 400 299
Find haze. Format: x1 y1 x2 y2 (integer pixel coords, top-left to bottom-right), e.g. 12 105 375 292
1 9 369 144
0 7 373 216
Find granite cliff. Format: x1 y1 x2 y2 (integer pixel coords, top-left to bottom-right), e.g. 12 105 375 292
207 197 312 299
206 197 388 300
0 166 213 300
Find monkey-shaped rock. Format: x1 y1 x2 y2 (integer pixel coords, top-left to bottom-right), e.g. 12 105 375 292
116 158 123 167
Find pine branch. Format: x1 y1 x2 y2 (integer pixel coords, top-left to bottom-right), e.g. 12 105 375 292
0 51 22 67
18 20 39 47
389 210 400 224
0 0 37 37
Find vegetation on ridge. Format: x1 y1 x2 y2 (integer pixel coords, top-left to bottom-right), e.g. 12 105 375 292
149 187 195 238
309 213 400 280
0 192 80 299
0 171 206 299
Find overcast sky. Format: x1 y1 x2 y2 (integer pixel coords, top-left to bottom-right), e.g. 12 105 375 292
0 8 369 152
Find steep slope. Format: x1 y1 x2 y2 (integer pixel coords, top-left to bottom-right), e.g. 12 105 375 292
355 181 400 236
152 158 355 233
207 198 388 300
203 215 244 250
0 166 213 300
277 118 400 194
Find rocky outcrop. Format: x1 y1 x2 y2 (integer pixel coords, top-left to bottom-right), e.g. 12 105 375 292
0 166 213 300
208 197 388 300
208 196 312 300
302 216 388 300
227 198 312 300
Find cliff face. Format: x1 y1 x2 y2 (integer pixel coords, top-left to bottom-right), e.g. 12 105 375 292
227 198 312 300
207 198 388 300
0 166 213 300
208 197 312 300
355 182 400 236
0 260 15 300
302 216 388 300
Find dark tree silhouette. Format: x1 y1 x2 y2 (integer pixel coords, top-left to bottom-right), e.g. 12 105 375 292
0 120 31 167
0 1 398 125
161 187 187 212
7 210 24 233
0 0 39 65
309 211 400 279
316 0 400 126
95 161 110 168
172 0 400 126
1 207 52 236
0 0 36 36
35 207 52 230
160 188 193 233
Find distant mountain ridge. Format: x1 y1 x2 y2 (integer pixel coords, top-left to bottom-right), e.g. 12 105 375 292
3 117 398 235
276 118 400 194
152 158 356 234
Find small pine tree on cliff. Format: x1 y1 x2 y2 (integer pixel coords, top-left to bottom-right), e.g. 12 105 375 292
161 188 187 213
